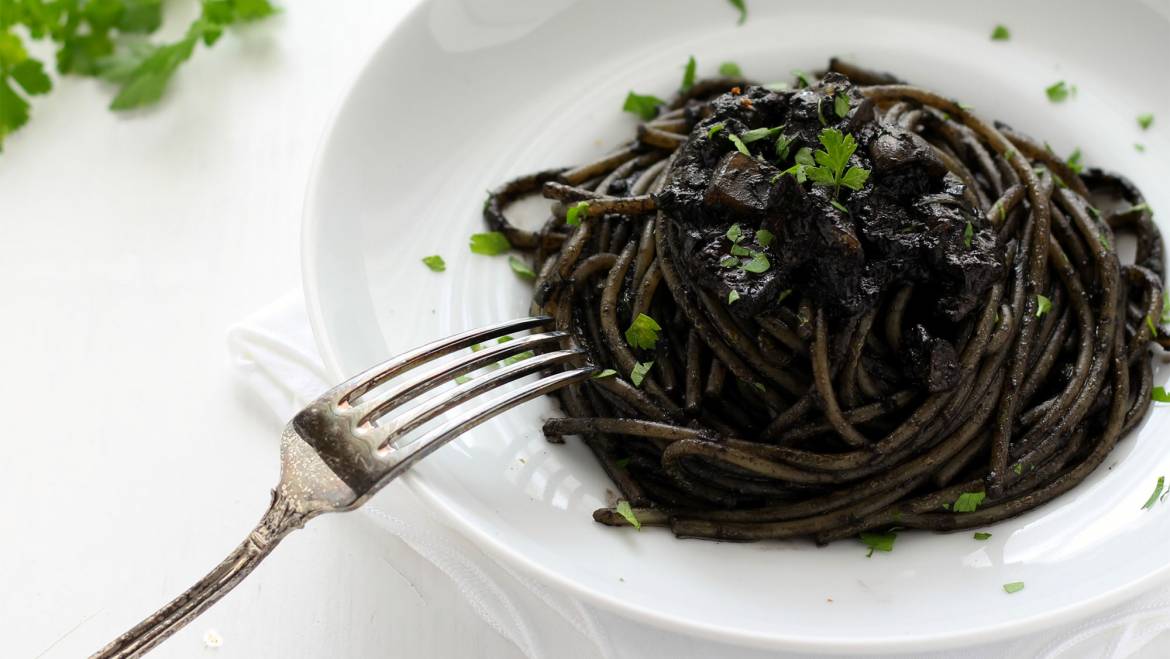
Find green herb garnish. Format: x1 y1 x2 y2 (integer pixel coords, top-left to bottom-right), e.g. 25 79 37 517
625 313 662 350
470 231 511 255
719 255 739 268
774 134 792 160
728 132 750 155
743 251 770 273
615 500 642 529
1013 463 1024 476
422 255 446 272
805 128 870 199
974 532 992 541
1065 148 1084 175
1035 294 1052 318
623 91 664 121
630 361 654 387
756 229 775 247
726 223 744 243
952 491 986 513
1152 386 1170 403
730 243 751 257
1138 113 1155 130
593 369 618 379
719 61 742 77
1136 143 1147 153
741 126 783 143
501 350 535 367
566 200 589 227
728 290 740 304
1162 290 1170 325
963 221 974 248
990 24 1010 41
1147 315 1158 338
727 0 747 24
791 69 811 88
834 93 850 118
777 289 793 304
707 122 725 139
509 255 536 279
681 55 696 92
830 199 849 213
1046 81 1070 103
1003 582 1025 594
1144 476 1166 509
859 531 896 557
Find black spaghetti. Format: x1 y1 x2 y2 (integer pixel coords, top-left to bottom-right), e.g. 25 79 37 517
484 60 1164 544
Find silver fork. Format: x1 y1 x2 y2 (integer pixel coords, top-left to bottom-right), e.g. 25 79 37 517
93 316 593 658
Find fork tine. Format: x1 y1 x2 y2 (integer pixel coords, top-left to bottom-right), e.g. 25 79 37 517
365 347 586 446
337 316 552 402
351 330 568 425
378 366 598 484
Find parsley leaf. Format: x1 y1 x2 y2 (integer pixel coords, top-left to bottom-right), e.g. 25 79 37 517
719 255 739 268
1162 290 1170 325
859 531 896 557
727 132 750 155
719 61 742 77
707 122 725 139
593 369 618 379
501 349 535 367
1136 143 1146 153
741 126 783 143
625 313 662 350
834 93 849 118
1046 80 1070 103
952 491 986 513
974 532 992 541
1003 582 1025 594
1147 315 1158 338
1143 476 1165 509
829 199 848 214
1152 386 1170 403
742 251 770 273
509 255 536 279
615 500 642 530
991 24 1010 41
1035 294 1052 318
777 289 793 304
726 223 744 243
805 128 870 198
1065 148 1083 175
774 133 792 160
11 59 52 95
469 231 511 255
566 201 589 227
791 69 811 88
1013 463 1024 476
727 0 747 25
681 55 696 92
756 229 775 247
623 91 664 121
728 290 740 304
1138 113 1154 130
963 221 974 248
421 255 446 272
630 361 654 387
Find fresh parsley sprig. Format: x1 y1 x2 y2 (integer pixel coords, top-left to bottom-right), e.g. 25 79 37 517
799 128 870 199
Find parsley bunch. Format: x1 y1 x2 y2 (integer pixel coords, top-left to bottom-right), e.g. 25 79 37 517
0 0 278 152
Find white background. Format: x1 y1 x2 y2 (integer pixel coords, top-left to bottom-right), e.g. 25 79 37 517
0 1 525 657
2 1 1167 657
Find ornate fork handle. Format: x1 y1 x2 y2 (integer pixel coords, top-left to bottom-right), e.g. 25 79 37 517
92 491 313 659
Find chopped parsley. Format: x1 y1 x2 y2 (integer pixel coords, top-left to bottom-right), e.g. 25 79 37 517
623 91 664 121
1013 463 1024 476
728 132 750 155
777 289 793 304
727 223 744 243
974 532 992 541
834 93 849 118
731 243 751 256
566 200 589 227
952 491 986 513
859 531 896 557
1136 143 1147 153
719 61 743 77
1143 476 1165 509
681 55 696 92
1003 582 1025 594
963 221 974 248
1065 148 1083 174
756 229 775 247
469 231 511 255
830 199 849 213
630 360 654 387
422 255 446 272
593 369 618 379
1129 203 1152 215
1147 315 1158 338
774 133 792 160
707 122 725 138
990 24 1010 40
1045 81 1071 103
805 128 870 199
741 126 783 143
501 349 535 367
728 290 741 304
625 313 662 350
1035 294 1052 318
1138 113 1155 130
719 255 739 268
727 0 747 25
508 255 536 279
615 500 642 529
1152 386 1170 403
791 69 812 88
742 251 770 273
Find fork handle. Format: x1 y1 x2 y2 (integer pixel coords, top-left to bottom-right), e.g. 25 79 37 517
92 490 311 659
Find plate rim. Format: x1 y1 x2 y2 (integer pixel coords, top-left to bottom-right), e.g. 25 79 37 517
299 1 1170 651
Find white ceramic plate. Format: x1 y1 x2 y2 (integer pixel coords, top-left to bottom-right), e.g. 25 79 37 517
303 0 1170 652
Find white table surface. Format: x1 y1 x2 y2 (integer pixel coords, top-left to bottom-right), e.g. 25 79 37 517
0 1 527 657
2 2 1168 658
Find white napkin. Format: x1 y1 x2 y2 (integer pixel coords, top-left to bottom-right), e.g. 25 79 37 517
227 291 1170 659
